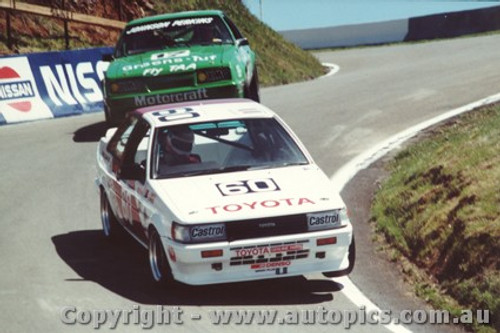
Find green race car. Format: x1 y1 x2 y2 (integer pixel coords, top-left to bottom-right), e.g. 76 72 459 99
103 10 260 126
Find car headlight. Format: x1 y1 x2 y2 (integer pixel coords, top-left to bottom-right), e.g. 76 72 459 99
306 208 349 232
196 67 231 84
171 222 227 243
107 80 145 94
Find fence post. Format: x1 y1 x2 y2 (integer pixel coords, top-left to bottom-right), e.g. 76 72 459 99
6 9 13 50
64 20 69 49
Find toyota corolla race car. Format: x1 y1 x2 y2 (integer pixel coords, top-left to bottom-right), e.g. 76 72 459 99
96 99 355 286
102 10 259 126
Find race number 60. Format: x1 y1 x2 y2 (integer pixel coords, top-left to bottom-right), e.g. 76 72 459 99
217 178 280 196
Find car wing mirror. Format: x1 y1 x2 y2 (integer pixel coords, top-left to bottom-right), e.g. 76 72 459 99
102 53 114 62
237 38 250 47
119 164 145 183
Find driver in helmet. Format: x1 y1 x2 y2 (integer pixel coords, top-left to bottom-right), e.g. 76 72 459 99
162 126 201 166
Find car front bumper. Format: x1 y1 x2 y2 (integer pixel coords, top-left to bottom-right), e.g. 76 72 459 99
163 225 353 285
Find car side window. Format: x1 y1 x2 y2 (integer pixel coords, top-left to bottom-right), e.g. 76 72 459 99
107 116 139 161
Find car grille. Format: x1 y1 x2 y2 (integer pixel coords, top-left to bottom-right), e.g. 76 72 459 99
225 214 308 241
229 240 310 266
145 73 194 91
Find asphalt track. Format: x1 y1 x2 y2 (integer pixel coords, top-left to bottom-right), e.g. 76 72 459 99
1 34 500 333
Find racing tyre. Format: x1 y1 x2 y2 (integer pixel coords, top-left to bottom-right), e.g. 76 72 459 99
148 229 175 285
100 188 120 239
245 70 260 103
322 236 356 278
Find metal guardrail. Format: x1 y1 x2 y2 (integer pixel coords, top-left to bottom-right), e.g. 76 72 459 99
0 0 126 50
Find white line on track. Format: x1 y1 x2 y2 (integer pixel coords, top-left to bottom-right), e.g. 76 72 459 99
320 62 340 78
329 92 500 333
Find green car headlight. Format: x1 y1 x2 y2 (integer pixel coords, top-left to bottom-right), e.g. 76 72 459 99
196 67 231 84
108 80 145 94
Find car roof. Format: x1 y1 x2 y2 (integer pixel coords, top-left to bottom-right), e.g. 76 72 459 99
134 99 276 128
126 10 224 27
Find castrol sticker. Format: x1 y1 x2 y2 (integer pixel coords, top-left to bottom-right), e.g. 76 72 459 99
307 210 341 231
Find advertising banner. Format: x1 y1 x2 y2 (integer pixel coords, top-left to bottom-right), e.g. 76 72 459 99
0 47 113 125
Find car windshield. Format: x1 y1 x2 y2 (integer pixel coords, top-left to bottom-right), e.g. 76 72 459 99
152 118 309 179
117 15 234 57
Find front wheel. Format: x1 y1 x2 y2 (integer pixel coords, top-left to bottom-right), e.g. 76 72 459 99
100 188 120 239
244 70 260 103
148 229 174 285
322 236 356 278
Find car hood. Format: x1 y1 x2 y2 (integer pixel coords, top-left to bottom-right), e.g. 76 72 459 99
106 44 236 79
151 166 345 224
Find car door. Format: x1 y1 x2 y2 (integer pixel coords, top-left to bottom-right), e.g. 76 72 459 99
116 120 151 245
105 116 140 223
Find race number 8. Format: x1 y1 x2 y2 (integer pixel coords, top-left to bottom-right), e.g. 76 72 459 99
217 179 279 196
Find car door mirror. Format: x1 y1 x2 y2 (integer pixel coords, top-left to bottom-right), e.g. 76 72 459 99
119 163 145 183
236 38 249 47
102 53 114 62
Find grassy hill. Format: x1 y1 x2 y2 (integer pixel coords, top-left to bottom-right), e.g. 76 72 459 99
372 103 500 333
0 0 325 87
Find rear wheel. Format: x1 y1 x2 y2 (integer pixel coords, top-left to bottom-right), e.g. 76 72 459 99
148 229 174 285
100 188 120 239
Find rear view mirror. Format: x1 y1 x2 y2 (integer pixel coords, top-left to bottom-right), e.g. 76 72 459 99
237 38 250 47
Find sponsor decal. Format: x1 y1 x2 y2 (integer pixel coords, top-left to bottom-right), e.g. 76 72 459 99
307 211 341 231
190 224 226 241
251 261 291 273
0 57 53 123
126 21 172 35
143 68 163 76
234 244 303 258
151 50 190 60
206 197 315 215
152 107 199 122
217 178 280 196
251 261 290 269
125 17 213 35
171 17 213 27
39 61 108 106
0 73 34 107
134 88 208 107
123 52 217 72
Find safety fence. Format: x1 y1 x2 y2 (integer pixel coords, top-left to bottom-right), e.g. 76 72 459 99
0 0 126 50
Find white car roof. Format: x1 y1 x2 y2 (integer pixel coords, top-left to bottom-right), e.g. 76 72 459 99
134 98 276 128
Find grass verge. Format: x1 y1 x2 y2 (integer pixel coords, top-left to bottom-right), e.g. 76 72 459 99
371 104 500 332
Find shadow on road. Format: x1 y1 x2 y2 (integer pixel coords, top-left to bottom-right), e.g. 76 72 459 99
73 122 108 143
52 230 344 306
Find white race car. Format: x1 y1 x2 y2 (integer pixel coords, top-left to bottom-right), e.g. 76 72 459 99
96 98 355 286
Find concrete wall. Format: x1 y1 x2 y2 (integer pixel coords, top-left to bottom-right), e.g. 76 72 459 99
281 19 408 49
280 5 500 49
